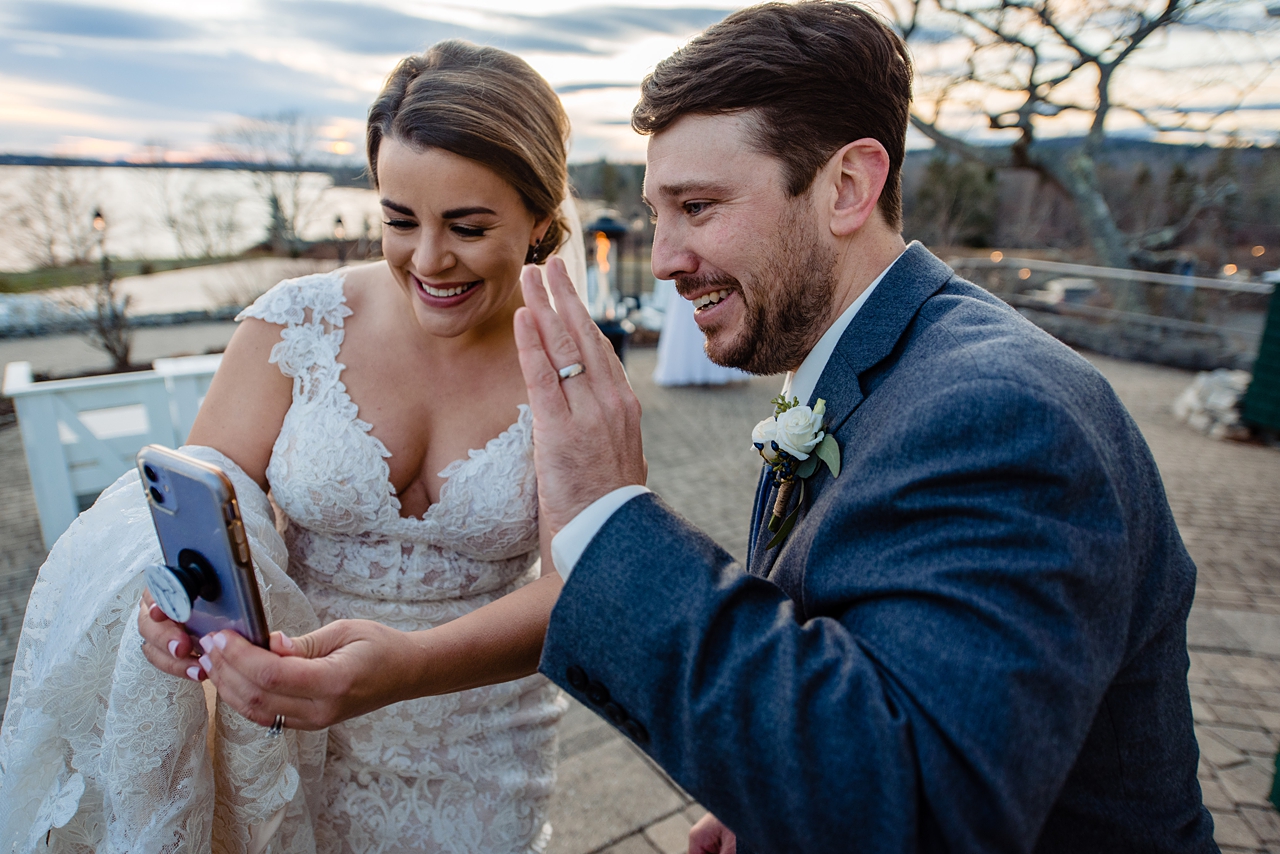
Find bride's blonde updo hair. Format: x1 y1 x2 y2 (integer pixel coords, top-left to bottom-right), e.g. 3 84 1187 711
367 40 571 265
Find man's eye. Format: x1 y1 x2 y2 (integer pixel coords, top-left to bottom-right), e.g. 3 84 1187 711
382 219 415 231
683 201 709 216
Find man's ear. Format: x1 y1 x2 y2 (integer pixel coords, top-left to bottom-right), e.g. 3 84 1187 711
825 139 890 237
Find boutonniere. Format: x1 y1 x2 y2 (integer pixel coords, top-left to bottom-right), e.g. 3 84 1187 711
752 395 841 549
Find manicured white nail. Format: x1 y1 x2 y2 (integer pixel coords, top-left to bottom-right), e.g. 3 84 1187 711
199 654 212 672
186 665 201 681
168 640 180 657
279 633 294 651
213 633 227 651
199 635 214 653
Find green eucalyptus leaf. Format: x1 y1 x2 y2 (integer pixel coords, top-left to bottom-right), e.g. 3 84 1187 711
816 434 841 479
765 504 801 549
795 456 819 479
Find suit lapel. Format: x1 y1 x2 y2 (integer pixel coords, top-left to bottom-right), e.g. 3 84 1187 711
809 243 954 433
749 244 955 580
746 465 773 576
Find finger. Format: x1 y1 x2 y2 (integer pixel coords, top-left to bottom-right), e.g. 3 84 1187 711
542 257 619 376
515 306 572 424
138 596 200 671
270 631 302 657
520 265 586 382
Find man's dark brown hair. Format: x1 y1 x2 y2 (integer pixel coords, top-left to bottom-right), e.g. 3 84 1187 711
632 1 912 228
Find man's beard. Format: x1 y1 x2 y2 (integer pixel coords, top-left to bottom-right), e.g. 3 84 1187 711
677 203 837 376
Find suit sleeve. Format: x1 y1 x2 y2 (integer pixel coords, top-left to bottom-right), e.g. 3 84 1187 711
539 377 1145 853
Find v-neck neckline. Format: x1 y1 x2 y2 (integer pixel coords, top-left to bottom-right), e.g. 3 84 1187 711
325 270 531 524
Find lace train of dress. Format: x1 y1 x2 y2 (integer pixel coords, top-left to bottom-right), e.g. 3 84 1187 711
0 446 327 853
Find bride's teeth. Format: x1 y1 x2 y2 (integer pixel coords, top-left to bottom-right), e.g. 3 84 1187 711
424 283 472 297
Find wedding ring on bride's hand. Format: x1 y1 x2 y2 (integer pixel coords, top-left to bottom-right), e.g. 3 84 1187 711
266 714 285 737
557 362 585 381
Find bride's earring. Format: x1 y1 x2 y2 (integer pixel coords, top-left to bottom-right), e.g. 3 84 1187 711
525 237 542 265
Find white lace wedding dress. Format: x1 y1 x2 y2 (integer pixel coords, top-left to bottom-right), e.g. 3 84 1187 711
242 271 566 854
0 270 567 854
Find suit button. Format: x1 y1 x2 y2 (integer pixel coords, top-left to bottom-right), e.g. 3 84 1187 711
586 681 611 706
622 719 649 744
602 701 626 724
566 665 588 690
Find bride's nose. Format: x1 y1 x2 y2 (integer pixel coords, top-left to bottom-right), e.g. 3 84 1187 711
412 229 456 277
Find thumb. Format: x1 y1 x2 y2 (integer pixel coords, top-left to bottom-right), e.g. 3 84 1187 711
271 622 345 659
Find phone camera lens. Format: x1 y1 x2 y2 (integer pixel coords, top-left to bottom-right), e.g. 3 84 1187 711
149 487 164 504
143 464 158 482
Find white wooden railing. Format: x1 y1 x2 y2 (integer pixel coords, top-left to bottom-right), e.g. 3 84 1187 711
3 354 222 550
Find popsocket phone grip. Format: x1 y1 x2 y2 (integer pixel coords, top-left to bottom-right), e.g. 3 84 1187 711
144 548 222 624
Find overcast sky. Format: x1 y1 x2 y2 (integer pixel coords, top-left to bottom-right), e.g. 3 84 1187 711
0 0 754 163
2 0 1278 164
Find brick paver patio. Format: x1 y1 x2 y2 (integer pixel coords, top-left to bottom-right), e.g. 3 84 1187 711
1 343 1277 852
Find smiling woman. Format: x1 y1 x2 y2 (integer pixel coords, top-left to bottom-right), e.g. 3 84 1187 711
1 39 587 854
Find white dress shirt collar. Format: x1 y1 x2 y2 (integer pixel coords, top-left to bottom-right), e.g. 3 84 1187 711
781 249 905 407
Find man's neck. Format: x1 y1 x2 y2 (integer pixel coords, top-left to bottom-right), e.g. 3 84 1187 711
792 228 908 372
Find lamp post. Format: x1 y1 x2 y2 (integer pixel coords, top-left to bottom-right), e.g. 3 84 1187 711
92 208 111 283
334 216 347 264
89 208 132 370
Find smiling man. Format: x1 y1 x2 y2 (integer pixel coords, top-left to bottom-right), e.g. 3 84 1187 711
513 2 1217 852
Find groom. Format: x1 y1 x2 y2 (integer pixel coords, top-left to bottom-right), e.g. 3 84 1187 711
514 2 1215 852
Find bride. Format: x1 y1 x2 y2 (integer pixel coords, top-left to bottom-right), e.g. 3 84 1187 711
1 41 586 853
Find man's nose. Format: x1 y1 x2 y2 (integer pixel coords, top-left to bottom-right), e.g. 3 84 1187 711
650 222 695 282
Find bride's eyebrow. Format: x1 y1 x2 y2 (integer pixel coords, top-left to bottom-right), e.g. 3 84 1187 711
381 199 414 216
441 206 497 219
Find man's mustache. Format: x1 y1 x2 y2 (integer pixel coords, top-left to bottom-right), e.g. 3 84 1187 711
674 274 740 299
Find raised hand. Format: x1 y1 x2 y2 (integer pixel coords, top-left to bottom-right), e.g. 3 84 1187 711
514 257 647 540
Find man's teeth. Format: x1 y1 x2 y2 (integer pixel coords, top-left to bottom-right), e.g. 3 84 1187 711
423 282 475 297
693 289 731 310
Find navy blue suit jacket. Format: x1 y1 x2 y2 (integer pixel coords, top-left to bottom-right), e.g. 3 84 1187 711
540 243 1216 852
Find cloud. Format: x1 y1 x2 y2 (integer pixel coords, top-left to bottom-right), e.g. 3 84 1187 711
263 0 600 56
555 82 638 94
0 37 359 120
4 2 199 41
522 6 729 40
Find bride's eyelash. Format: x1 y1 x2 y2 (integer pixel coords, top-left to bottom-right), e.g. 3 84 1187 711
452 225 488 238
383 219 415 230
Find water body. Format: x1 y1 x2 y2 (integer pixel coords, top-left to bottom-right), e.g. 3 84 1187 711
0 165 382 273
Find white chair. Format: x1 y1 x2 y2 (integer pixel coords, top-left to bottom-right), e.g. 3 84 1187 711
4 354 222 550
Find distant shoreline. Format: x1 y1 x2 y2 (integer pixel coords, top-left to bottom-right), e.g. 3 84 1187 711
0 155 371 188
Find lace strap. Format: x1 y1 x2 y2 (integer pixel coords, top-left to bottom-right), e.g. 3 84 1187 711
236 271 352 384
236 270 352 330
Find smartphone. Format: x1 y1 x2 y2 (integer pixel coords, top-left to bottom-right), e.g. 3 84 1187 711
137 445 270 647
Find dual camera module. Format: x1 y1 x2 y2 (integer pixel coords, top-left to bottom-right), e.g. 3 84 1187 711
143 463 165 505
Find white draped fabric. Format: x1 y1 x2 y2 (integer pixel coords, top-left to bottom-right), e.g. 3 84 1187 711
0 445 327 853
652 280 749 387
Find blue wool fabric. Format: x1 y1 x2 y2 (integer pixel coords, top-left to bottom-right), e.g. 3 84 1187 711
541 243 1216 853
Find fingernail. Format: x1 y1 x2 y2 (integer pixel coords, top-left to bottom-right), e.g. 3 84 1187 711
279 633 294 650
199 654 212 672
199 635 214 653
149 603 164 620
186 665 202 681
213 633 227 651
168 639 180 657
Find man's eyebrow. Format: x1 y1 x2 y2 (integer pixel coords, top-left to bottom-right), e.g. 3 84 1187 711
653 182 732 199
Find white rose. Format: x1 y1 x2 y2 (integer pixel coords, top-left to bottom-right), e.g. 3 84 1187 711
752 417 781 462
773 401 825 460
